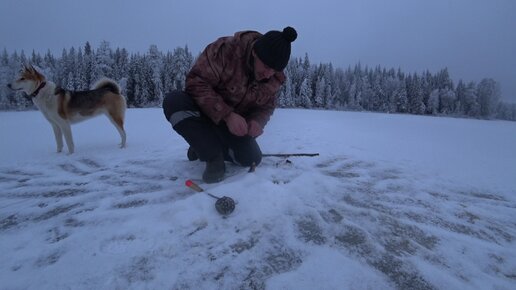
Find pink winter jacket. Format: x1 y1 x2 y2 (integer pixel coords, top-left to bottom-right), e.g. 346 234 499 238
185 31 286 128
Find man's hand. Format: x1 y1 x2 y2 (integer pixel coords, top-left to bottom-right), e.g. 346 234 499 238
247 120 263 137
224 112 248 136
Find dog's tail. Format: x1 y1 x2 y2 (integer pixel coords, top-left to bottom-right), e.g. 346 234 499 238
92 78 121 94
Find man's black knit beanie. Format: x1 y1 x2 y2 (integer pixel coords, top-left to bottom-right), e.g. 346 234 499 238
254 26 297 71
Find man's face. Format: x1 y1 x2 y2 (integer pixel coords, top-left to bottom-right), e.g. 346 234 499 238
252 50 277 82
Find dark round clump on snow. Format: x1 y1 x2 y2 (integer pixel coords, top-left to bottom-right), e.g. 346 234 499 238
215 196 235 215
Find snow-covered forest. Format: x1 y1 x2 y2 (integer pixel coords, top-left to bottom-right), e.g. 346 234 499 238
1 41 515 121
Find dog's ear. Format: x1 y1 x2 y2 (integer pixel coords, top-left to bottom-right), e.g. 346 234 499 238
24 64 34 73
31 65 46 81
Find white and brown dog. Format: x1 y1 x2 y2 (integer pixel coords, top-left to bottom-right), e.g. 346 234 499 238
8 65 127 154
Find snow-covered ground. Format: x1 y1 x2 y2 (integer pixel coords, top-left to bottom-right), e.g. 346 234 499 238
1 108 515 290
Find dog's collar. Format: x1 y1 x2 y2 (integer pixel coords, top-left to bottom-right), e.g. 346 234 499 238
29 82 46 98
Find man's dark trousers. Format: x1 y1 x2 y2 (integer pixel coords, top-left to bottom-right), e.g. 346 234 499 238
162 90 262 166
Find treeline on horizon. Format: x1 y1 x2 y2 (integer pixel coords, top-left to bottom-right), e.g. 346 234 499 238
1 41 515 121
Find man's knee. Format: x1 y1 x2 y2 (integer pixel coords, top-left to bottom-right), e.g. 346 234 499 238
236 152 262 167
232 140 262 166
163 90 195 121
163 91 201 127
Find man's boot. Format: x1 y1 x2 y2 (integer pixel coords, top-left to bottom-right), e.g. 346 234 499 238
202 154 225 183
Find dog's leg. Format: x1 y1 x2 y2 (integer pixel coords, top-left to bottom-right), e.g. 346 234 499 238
59 122 75 154
106 113 126 148
51 123 64 153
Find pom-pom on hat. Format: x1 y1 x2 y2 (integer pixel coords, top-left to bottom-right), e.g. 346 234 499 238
254 26 297 71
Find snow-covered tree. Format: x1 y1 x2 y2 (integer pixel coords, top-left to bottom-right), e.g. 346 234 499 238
477 78 501 118
55 48 68 86
278 68 295 107
171 46 193 92
406 74 425 115
439 88 456 115
81 42 94 89
314 76 326 108
395 84 408 113
360 74 374 111
93 40 114 82
0 48 11 110
463 82 480 117
298 78 313 108
428 89 440 115
66 47 78 90
113 48 129 83
146 45 163 105
454 80 466 115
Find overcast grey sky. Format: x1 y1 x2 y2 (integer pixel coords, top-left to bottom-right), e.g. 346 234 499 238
1 0 515 101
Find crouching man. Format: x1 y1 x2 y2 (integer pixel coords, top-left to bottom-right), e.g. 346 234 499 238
163 27 297 183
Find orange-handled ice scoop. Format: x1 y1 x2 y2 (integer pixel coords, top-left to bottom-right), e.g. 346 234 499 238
185 179 236 215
